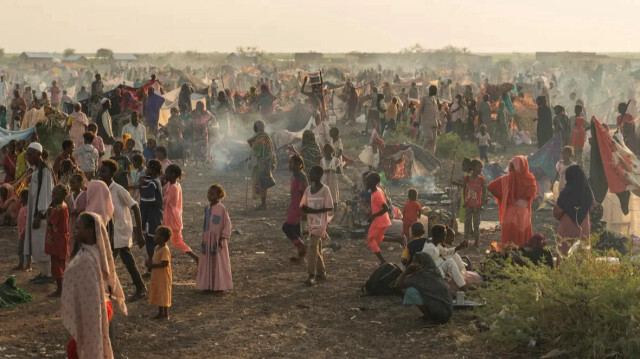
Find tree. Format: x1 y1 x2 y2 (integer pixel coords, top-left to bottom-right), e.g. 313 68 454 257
400 43 425 54
63 48 75 58
96 48 113 59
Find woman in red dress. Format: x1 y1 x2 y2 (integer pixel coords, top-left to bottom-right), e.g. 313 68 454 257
488 156 537 248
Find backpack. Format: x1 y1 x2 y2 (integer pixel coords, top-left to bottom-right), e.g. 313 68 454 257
362 263 403 296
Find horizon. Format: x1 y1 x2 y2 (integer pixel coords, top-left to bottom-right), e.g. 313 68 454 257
4 0 640 54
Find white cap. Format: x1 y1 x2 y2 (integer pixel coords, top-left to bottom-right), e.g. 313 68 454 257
100 97 109 105
27 142 43 152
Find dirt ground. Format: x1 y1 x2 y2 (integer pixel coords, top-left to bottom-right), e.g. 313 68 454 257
0 133 555 358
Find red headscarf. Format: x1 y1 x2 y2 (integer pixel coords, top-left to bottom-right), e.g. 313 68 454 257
496 155 537 220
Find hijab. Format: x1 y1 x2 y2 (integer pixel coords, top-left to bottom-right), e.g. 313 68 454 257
557 165 594 225
85 180 114 223
497 156 537 219
61 212 127 359
403 252 453 322
301 130 321 168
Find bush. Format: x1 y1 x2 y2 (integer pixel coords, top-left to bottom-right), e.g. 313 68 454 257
436 132 479 163
475 254 640 358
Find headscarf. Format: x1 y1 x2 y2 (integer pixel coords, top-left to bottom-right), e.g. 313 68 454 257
497 156 537 220
403 252 453 323
301 130 321 169
61 212 127 359
85 180 114 223
526 233 546 249
557 165 594 225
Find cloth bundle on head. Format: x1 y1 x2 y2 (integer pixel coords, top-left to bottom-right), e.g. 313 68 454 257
85 180 114 223
27 142 43 153
557 165 595 225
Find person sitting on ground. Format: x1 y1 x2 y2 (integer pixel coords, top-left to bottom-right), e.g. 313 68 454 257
508 233 555 268
401 222 429 266
422 224 468 292
394 252 454 325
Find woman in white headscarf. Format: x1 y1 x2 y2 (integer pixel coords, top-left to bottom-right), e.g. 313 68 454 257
62 212 127 359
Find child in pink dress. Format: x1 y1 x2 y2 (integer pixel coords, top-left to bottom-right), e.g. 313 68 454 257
64 174 86 257
163 164 198 262
195 184 232 292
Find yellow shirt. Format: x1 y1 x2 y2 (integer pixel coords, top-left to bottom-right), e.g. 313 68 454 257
385 102 398 121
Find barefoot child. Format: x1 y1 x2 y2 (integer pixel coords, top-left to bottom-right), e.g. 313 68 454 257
402 188 422 240
130 154 146 202
13 189 30 270
149 226 172 320
366 172 391 265
282 154 308 262
463 159 487 248
300 166 334 286
140 160 164 269
45 184 70 297
320 143 340 207
65 174 86 256
163 164 198 262
196 184 233 292
476 124 491 163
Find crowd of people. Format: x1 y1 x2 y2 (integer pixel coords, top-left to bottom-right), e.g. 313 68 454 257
1 55 636 357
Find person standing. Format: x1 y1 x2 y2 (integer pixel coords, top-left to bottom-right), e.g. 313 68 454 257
121 111 147 152
417 85 440 154
91 73 104 98
49 81 61 108
536 96 553 148
248 120 276 210
145 87 165 136
66 103 89 148
478 94 491 128
24 142 55 284
0 75 9 109
488 156 537 248
97 98 115 147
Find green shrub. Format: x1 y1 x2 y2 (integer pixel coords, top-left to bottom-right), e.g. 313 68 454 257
436 132 479 163
475 254 640 358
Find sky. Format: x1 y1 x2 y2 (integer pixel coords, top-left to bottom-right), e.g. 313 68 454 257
4 0 640 54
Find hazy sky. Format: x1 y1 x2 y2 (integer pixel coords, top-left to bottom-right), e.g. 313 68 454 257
4 0 640 54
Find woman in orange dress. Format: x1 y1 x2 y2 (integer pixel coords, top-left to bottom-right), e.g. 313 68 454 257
488 156 537 248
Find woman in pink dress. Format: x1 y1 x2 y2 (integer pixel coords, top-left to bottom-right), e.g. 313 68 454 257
163 164 198 262
196 184 232 292
67 103 89 148
553 165 595 255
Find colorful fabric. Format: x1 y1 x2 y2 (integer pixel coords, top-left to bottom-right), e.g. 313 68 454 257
44 203 69 260
196 203 233 291
248 132 276 198
300 185 333 238
488 156 536 247
0 277 33 309
163 182 192 253
149 245 172 307
402 200 423 238
463 175 486 208
528 134 562 193
370 189 392 228
285 173 308 225
85 180 114 224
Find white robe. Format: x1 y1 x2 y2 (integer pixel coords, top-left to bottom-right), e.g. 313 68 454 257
24 165 53 261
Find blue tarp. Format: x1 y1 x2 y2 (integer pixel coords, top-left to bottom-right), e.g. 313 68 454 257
0 127 37 149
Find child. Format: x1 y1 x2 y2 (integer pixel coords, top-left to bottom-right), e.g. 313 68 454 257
64 174 86 257
45 184 70 297
131 154 146 202
58 159 75 187
463 159 487 248
320 143 341 206
14 140 27 180
13 189 29 271
401 222 429 266
329 127 355 188
140 159 164 267
300 166 334 286
155 146 172 172
111 140 132 190
282 154 308 262
149 226 172 320
554 146 576 192
123 138 136 161
163 164 198 262
570 105 587 166
87 123 105 161
195 184 233 292
476 124 492 163
73 132 99 180
366 172 392 265
0 184 19 226
143 138 157 165
422 224 468 292
452 157 472 235
402 188 422 240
